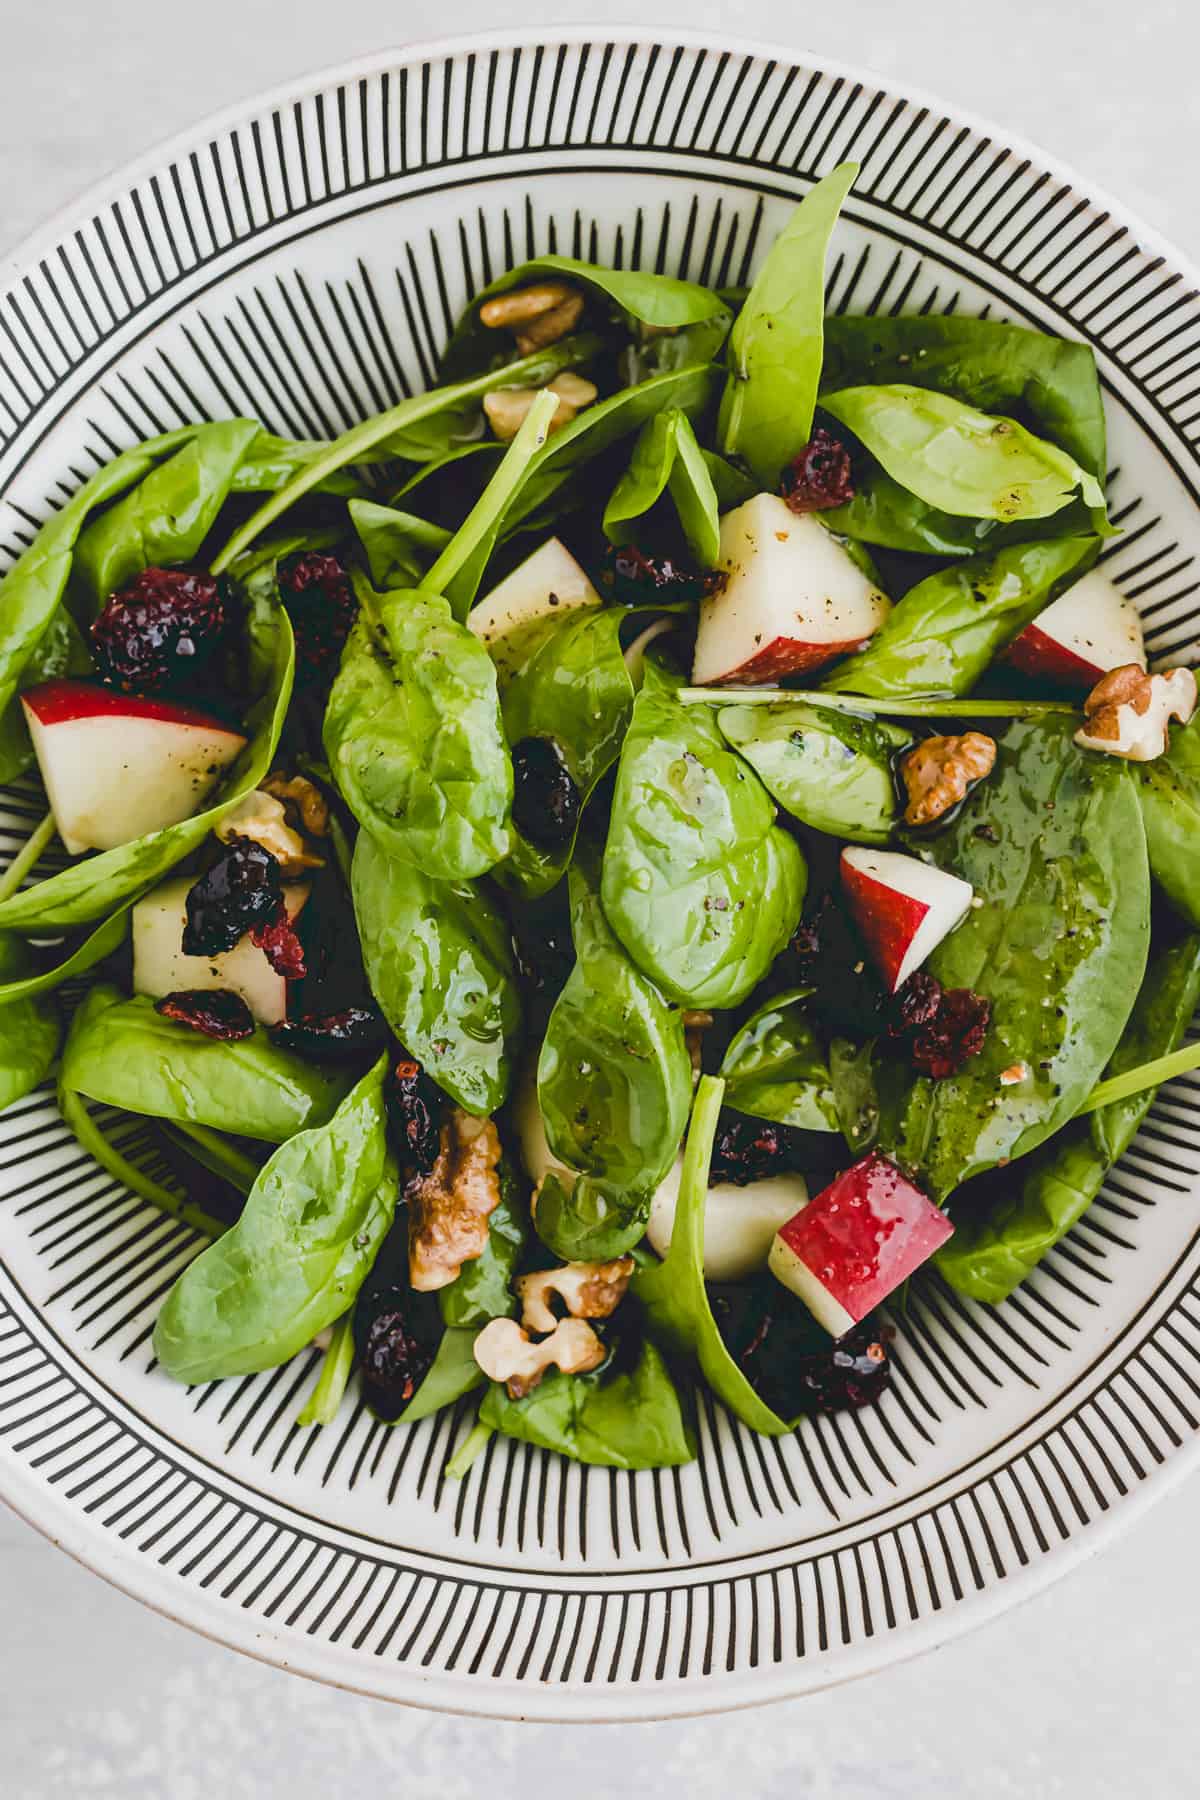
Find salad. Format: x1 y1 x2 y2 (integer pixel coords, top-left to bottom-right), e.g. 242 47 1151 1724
1 160 1197 1477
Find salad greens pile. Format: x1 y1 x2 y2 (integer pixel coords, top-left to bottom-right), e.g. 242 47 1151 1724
0 163 1196 1479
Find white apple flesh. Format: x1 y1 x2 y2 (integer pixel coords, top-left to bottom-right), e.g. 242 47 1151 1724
22 681 246 856
691 494 890 685
468 537 598 677
841 846 974 993
768 1150 954 1336
1005 567 1145 688
132 876 310 1026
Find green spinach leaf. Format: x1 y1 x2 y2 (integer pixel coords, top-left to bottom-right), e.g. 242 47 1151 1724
601 661 806 1007
395 1327 484 1425
0 935 59 1111
349 499 451 589
0 904 131 1006
823 536 1096 699
718 164 858 485
717 700 909 843
351 830 521 1113
823 465 1093 557
1137 712 1200 927
154 1055 396 1382
603 409 721 566
720 990 838 1132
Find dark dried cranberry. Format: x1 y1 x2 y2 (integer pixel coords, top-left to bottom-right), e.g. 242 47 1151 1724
351 1218 443 1421
154 988 255 1040
359 1307 435 1417
90 566 229 694
391 1059 444 1178
250 909 306 980
713 1279 891 1418
269 1007 386 1059
887 970 944 1036
910 987 991 1079
182 837 283 957
708 1111 811 1187
511 737 581 849
779 427 855 514
278 553 358 685
598 542 725 605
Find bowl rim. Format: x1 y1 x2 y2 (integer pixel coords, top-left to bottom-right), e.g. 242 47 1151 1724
2 23 1198 1719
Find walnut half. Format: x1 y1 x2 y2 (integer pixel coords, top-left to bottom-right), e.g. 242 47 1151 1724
214 789 324 875
408 1111 503 1291
516 1257 635 1335
479 280 585 354
1075 663 1197 761
472 1316 606 1399
900 732 997 826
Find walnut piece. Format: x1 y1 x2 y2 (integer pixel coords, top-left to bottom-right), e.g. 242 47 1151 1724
516 1256 635 1335
215 789 324 875
483 373 598 442
900 732 997 826
408 1111 503 1291
472 1316 605 1399
479 280 585 353
262 772 329 837
1074 663 1197 761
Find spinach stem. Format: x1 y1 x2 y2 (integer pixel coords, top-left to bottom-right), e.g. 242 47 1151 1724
1077 1039 1200 1115
297 1315 356 1427
678 688 1080 719
444 1418 494 1481
59 1084 226 1239
0 809 56 904
166 1121 260 1194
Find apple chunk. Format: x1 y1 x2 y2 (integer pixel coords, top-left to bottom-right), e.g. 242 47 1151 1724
841 846 973 993
468 537 598 677
691 493 890 685
647 1157 809 1282
22 681 245 856
768 1151 953 1335
132 876 310 1026
1005 567 1145 688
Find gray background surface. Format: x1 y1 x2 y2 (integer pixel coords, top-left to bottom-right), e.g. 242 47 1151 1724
1 3 1196 1794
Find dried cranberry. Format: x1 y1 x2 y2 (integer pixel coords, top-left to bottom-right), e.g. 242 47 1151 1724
390 1059 444 1178
713 1280 891 1418
910 988 991 1079
708 1111 811 1187
511 737 581 850
359 1307 435 1418
269 1007 386 1059
598 542 725 606
91 567 230 694
153 988 256 1040
182 837 283 957
351 1219 443 1421
779 427 855 514
278 553 358 685
250 909 306 980
887 970 944 1035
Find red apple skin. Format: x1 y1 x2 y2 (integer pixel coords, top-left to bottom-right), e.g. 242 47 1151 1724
841 858 930 993
22 680 240 734
1003 624 1106 689
708 634 870 685
777 1152 953 1323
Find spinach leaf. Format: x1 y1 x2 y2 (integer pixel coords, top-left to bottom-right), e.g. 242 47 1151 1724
887 719 1151 1198
701 450 757 511
0 904 131 1006
0 607 94 784
230 432 372 497
0 935 59 1111
824 465 1093 557
821 386 1107 524
478 1330 693 1469
718 164 858 486
351 830 521 1113
61 989 354 1142
603 410 721 566
395 1327 484 1425
820 314 1106 479
717 700 909 843
497 604 634 899
536 854 692 1252
438 1162 526 1328
0 615 295 932
1137 713 1200 927
601 661 806 1007
633 1075 794 1435
324 583 511 882
823 536 1096 699
0 426 196 732
297 1315 357 1426
154 1055 396 1383
720 990 838 1132
938 932 1200 1301
72 419 260 610
441 255 731 381
349 499 451 589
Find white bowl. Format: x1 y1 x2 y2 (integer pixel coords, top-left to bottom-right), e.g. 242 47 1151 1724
1 27 1199 1721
